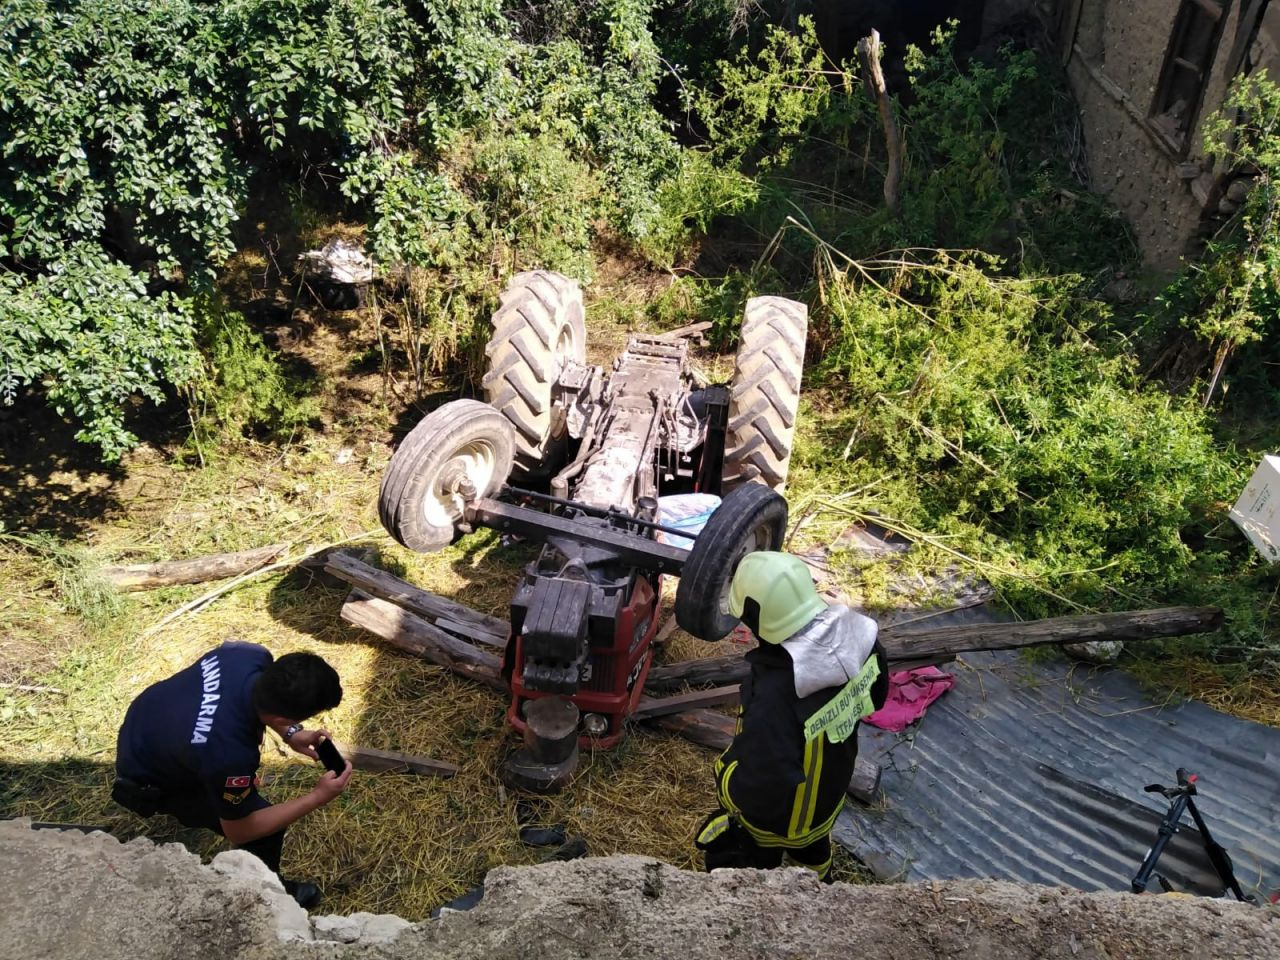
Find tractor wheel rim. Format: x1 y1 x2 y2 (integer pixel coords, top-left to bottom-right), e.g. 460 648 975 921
422 440 498 529
717 521 773 618
555 322 577 359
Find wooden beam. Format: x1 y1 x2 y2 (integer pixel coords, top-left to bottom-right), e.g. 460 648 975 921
650 708 735 750
325 551 511 643
331 741 459 777
883 606 1223 662
101 543 288 591
657 321 714 340
646 655 750 692
644 606 1220 691
340 589 508 694
632 686 740 719
1224 0 1268 80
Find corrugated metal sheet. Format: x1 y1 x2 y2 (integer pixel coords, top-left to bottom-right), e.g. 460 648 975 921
836 644 1280 899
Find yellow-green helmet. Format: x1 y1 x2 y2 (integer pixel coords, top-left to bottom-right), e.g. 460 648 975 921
728 551 827 644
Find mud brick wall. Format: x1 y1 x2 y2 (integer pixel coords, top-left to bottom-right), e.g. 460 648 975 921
1062 0 1250 274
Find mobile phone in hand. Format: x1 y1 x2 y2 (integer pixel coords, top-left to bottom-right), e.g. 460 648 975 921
315 738 346 776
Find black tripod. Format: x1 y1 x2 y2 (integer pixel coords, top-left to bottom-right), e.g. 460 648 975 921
1131 767 1253 902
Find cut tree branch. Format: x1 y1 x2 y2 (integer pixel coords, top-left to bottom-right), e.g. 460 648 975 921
102 544 288 591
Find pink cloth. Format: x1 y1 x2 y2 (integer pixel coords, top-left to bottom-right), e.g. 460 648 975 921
865 667 955 732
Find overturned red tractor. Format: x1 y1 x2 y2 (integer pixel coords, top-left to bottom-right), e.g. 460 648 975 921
378 271 808 789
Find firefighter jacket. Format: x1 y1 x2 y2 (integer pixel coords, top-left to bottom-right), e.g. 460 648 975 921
715 605 889 848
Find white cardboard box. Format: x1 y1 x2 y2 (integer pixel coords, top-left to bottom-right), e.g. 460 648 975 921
1230 454 1280 561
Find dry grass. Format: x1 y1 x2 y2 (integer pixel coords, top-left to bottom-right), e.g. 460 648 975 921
1125 655 1280 729
0 430 755 919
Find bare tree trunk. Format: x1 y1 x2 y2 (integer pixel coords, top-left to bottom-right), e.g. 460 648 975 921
857 30 903 216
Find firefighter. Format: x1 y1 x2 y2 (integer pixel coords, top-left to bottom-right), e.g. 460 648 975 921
112 641 351 908
695 551 888 881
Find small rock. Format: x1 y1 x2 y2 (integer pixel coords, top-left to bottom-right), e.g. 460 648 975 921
210 850 281 889
352 911 412 942
1101 278 1139 304
313 915 361 943
1226 178 1253 204
1063 640 1123 664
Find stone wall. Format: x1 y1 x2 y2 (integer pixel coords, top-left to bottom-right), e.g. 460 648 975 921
3 818 1279 960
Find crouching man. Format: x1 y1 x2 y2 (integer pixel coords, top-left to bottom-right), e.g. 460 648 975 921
696 551 888 881
112 641 351 908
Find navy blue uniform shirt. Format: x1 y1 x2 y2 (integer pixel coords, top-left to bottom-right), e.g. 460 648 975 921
117 641 273 821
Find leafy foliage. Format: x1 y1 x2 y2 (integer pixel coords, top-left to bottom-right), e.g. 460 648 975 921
0 246 199 456
1149 74 1280 409
0 0 240 271
186 297 319 450
0 0 423 455
807 254 1247 623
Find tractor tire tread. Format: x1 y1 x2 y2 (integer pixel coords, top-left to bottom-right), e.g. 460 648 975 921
723 296 807 493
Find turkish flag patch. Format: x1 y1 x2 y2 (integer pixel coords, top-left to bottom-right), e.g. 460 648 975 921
225 775 253 788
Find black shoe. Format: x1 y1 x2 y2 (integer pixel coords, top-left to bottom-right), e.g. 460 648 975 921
281 879 322 909
518 823 567 848
546 835 588 862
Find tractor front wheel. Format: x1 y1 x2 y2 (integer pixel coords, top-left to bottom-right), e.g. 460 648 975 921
674 483 788 642
379 399 515 552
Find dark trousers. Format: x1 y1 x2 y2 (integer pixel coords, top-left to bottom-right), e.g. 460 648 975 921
697 811 834 881
112 778 285 874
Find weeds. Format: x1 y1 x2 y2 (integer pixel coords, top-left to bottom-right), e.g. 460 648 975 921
0 533 123 633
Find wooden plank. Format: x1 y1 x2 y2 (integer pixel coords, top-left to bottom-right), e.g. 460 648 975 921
340 589 508 694
632 686 740 719
883 606 1223 662
330 741 459 778
434 617 507 650
646 655 749 692
325 551 512 639
644 606 1220 690
657 321 713 340
651 708 735 750
102 543 288 591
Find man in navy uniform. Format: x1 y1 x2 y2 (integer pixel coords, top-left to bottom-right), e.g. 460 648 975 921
113 641 350 908
695 551 888 881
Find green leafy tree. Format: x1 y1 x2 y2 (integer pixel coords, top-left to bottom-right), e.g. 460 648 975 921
1173 73 1280 406
0 0 423 457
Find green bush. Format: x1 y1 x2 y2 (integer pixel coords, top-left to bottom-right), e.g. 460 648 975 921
187 297 318 449
0 0 422 455
1147 73 1280 411
809 254 1249 623
0 246 200 458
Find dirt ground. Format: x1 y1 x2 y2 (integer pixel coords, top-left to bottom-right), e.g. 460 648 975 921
3 818 1277 960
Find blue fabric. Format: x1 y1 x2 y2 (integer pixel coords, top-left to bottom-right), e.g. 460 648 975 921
116 641 272 822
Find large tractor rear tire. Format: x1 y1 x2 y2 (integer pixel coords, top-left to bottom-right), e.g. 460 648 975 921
482 271 587 480
379 400 515 552
722 296 807 492
674 483 789 642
